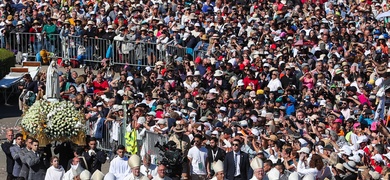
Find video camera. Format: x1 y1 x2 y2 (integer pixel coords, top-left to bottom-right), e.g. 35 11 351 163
155 141 184 178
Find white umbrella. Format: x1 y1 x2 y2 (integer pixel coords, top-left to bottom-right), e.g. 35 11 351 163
376 11 390 20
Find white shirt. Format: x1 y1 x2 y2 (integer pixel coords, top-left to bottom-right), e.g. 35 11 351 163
140 164 158 177
267 78 282 92
297 160 318 177
109 156 131 180
233 151 241 177
188 146 208 175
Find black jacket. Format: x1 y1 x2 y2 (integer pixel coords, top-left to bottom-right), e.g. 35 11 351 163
1 140 14 174
223 151 250 180
82 148 106 174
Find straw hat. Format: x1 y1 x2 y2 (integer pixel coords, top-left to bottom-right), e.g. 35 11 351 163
201 34 208 40
377 66 387 74
90 170 104 180
87 21 95 25
173 125 185 132
128 155 142 168
32 20 40 25
16 21 23 26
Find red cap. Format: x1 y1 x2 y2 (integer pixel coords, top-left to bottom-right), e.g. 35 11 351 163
270 44 277 50
334 119 342 123
218 56 224 61
195 56 202 64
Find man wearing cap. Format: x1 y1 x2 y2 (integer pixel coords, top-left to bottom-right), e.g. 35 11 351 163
107 145 130 180
124 155 149 180
168 124 191 179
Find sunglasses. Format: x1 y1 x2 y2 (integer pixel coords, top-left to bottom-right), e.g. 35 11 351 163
232 143 240 146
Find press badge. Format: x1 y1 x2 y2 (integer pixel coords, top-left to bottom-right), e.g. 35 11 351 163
198 162 204 170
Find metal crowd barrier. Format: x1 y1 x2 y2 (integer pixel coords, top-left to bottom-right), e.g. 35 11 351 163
111 40 187 67
7 32 197 67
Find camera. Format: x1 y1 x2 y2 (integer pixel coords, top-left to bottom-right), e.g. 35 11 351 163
155 141 184 178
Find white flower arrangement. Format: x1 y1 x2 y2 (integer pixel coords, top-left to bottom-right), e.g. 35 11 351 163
21 100 85 140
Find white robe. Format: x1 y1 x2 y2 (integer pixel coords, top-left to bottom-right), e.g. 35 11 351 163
123 173 149 180
109 156 131 180
46 61 60 99
45 166 65 180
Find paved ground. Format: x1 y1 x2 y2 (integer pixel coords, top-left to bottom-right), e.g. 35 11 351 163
0 65 110 179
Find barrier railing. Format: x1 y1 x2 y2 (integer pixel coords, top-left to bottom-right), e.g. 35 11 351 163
7 32 191 67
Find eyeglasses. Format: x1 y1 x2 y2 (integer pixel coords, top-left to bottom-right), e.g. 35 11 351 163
232 144 240 146
201 103 207 105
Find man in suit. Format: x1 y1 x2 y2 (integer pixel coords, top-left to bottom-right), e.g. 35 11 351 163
26 139 46 180
19 136 34 180
207 137 226 177
10 133 23 179
82 137 107 174
223 138 250 180
1 129 14 180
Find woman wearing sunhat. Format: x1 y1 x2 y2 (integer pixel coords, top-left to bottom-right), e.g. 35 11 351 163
29 20 42 54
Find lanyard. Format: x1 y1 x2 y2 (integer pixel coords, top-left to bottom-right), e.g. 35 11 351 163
211 149 218 160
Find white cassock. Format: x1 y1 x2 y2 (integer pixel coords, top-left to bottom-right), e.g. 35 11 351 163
45 166 65 180
123 173 149 180
140 164 157 177
63 169 88 180
109 156 131 180
152 175 172 180
46 60 60 99
210 177 217 180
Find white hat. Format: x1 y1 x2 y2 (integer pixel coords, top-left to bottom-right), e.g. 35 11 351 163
239 120 248 127
194 71 201 76
251 128 260 136
267 168 280 180
16 21 23 26
147 111 156 117
339 145 352 156
90 170 104 180
214 70 223 77
219 106 227 112
317 54 326 61
211 130 219 136
357 135 368 144
157 119 166 125
297 147 310 154
195 23 201 27
213 160 224 173
369 170 381 180
371 154 383 162
384 152 390 160
199 116 208 122
250 157 263 170
128 155 142 168
87 21 95 25
107 25 113 29
117 90 125 96
249 91 256 97
263 63 270 67
237 79 244 86
343 161 357 173
209 88 219 94
348 154 361 163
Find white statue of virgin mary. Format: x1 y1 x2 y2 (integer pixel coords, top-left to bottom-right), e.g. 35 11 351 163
46 60 60 99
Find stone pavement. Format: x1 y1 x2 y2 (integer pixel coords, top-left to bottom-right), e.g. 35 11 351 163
0 65 110 180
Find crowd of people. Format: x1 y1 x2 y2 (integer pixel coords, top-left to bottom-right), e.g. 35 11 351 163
2 0 390 179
